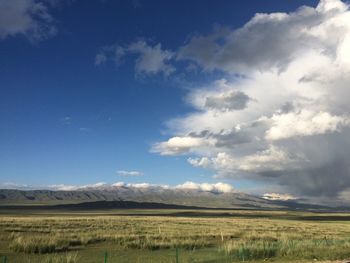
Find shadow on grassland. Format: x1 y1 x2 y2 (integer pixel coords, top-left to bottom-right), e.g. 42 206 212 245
1 200 350 221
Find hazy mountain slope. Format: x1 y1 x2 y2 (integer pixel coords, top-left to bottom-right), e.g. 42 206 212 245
0 186 283 209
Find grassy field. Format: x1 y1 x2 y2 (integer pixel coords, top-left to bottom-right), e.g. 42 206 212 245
1 209 350 262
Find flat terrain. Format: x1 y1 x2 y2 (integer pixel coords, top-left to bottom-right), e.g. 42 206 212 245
1 209 350 262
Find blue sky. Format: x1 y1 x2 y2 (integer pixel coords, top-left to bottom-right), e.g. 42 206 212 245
4 0 350 200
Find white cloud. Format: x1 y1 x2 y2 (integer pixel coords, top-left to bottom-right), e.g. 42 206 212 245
48 182 110 191
0 182 30 190
175 181 233 193
262 193 297 201
0 0 56 41
117 170 144 176
188 146 303 175
188 156 211 168
49 184 78 191
178 0 348 74
265 110 350 140
79 182 108 189
96 40 175 76
127 183 150 188
153 0 350 198
5 181 234 194
152 136 212 155
111 181 125 187
128 41 175 76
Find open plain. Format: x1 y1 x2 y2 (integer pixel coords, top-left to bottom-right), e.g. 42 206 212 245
1 209 350 262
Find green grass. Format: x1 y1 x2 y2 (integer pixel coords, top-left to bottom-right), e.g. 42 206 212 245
1 209 350 262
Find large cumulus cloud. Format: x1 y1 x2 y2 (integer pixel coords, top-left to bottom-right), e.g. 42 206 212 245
177 0 348 74
153 0 350 200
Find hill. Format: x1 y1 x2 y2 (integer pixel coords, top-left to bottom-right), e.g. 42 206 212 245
0 185 285 209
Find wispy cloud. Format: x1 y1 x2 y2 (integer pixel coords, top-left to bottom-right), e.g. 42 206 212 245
79 127 91 132
96 40 175 76
262 193 297 201
116 170 144 176
61 116 72 125
0 0 57 41
0 182 30 190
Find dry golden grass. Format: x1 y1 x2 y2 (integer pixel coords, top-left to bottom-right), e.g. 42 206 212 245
1 210 350 261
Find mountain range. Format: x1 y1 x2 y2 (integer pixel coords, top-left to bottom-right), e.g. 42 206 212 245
0 184 333 210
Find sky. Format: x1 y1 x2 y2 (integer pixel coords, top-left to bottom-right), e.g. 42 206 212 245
2 0 350 202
